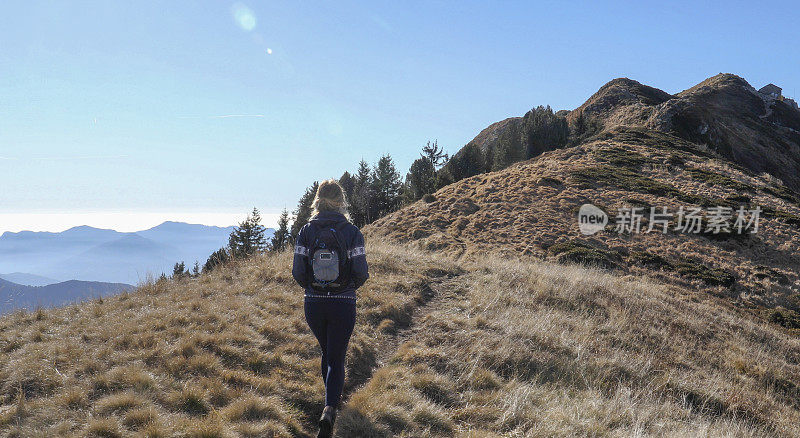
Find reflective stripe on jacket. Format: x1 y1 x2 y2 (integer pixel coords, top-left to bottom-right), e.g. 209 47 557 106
292 211 369 296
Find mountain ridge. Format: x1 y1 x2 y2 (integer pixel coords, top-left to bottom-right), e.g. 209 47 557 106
0 221 233 238
442 74 800 193
368 74 800 326
0 277 132 314
0 221 245 285
0 273 59 287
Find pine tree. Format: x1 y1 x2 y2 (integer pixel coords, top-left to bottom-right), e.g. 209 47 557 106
338 171 355 206
570 111 600 143
228 207 268 258
406 140 447 202
203 247 229 273
422 140 448 169
371 154 402 219
290 182 318 241
521 105 569 158
270 208 291 251
491 134 525 171
351 160 373 226
448 143 485 182
192 261 200 277
172 261 187 279
435 166 454 190
405 156 436 201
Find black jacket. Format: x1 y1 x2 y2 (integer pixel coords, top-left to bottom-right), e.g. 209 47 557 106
292 211 369 297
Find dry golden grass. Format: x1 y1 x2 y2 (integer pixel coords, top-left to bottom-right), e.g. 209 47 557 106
0 242 458 437
367 129 800 318
338 254 800 437
0 242 798 436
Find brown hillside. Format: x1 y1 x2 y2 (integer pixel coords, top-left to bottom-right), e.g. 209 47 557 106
367 127 800 319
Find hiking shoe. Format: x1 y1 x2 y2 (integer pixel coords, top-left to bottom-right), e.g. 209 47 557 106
317 406 337 438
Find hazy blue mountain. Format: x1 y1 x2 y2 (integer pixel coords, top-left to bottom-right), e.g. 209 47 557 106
0 277 132 314
0 272 59 287
137 221 235 244
137 221 239 266
0 222 272 285
0 226 123 274
41 233 180 284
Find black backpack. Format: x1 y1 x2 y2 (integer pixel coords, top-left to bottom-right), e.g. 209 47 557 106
307 222 351 293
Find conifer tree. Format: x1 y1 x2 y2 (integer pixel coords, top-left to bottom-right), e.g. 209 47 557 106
371 154 402 219
270 208 291 251
491 134 525 171
338 171 355 206
228 207 268 258
203 247 229 273
172 261 187 279
422 140 448 169
405 156 436 201
521 105 569 158
406 140 447 202
290 182 318 241
435 166 454 190
351 160 373 226
447 143 485 182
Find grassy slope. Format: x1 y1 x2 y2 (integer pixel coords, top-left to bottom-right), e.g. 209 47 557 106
339 255 800 437
367 128 800 317
0 243 799 437
0 243 459 437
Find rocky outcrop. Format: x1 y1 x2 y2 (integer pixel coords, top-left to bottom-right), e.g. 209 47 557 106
566 77 674 129
641 75 800 191
449 74 800 192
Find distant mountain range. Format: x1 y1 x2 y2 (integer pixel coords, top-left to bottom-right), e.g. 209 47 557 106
0 277 132 314
0 221 272 285
0 272 59 286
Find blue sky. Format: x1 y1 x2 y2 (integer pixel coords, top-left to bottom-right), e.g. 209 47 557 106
1 1 798 231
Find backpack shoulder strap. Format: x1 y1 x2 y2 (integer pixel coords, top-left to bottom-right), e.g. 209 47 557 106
333 221 350 243
305 221 320 243
328 222 349 260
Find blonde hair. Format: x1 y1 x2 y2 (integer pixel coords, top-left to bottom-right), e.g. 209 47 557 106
312 179 349 217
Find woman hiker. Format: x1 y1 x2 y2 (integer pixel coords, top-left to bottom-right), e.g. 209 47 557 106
292 179 369 438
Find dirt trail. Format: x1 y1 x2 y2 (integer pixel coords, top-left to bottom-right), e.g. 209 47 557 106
341 271 464 405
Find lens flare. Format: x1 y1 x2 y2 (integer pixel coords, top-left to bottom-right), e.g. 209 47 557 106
231 3 256 31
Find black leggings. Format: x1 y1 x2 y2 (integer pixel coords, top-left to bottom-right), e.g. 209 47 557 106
304 299 356 408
